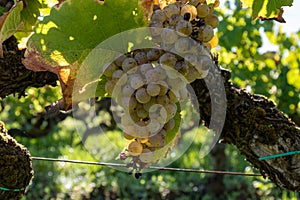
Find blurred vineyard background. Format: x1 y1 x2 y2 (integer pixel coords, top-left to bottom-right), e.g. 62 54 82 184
0 0 299 199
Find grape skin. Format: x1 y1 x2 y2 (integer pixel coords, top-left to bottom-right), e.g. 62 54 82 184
198 25 214 42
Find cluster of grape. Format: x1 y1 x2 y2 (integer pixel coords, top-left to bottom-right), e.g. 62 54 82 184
101 0 219 175
103 49 189 167
150 0 219 45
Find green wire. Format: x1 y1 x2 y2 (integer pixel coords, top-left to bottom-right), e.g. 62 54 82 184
0 186 24 192
259 150 300 161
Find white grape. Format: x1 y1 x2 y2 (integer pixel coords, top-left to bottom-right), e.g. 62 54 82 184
154 65 167 80
136 106 149 119
129 74 144 89
139 63 153 74
151 9 167 22
103 63 118 77
157 95 170 105
105 79 116 96
174 61 189 75
163 4 180 18
180 4 197 21
150 21 163 36
169 14 184 26
147 48 163 61
145 69 160 83
198 25 214 42
175 20 192 36
134 51 148 65
174 37 191 54
143 97 157 112
165 103 177 121
161 28 178 44
122 84 135 97
146 83 161 97
122 58 137 72
159 53 177 67
135 88 151 104
114 54 127 67
168 90 179 103
164 118 176 131
112 69 124 80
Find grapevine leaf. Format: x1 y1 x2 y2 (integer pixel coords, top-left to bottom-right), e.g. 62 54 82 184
14 0 42 39
0 2 23 57
240 0 293 22
23 0 146 110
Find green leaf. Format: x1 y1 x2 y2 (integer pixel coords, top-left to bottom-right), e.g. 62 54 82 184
240 0 293 19
26 0 146 66
0 2 23 44
14 0 42 39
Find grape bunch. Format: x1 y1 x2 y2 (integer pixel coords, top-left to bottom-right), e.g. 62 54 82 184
103 49 188 169
101 0 219 176
150 0 220 48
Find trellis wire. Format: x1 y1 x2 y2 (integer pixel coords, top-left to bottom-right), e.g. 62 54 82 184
31 156 262 177
259 150 300 161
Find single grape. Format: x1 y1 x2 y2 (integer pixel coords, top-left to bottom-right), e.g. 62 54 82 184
150 21 163 36
129 74 144 90
163 4 180 18
134 51 148 65
112 69 124 80
174 37 191 54
164 118 176 131
159 52 177 67
127 141 143 156
105 79 116 95
196 4 209 18
147 48 163 61
204 14 219 29
169 14 184 26
157 95 170 106
164 103 177 121
121 96 137 111
139 63 153 74
196 55 213 71
148 133 166 148
154 65 167 80
136 88 151 104
180 4 197 21
151 9 167 22
174 61 189 75
145 69 160 83
157 81 169 96
122 84 135 97
175 20 193 36
114 54 127 67
147 118 162 135
139 149 153 163
137 107 149 119
122 58 137 72
103 63 118 77
146 83 161 97
197 25 214 42
168 90 179 104
143 97 157 111
161 28 179 44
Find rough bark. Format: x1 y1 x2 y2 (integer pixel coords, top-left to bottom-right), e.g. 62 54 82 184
0 37 299 191
192 64 300 191
0 121 34 200
0 36 57 99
